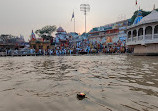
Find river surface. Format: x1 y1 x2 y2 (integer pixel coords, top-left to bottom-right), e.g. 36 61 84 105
0 55 158 111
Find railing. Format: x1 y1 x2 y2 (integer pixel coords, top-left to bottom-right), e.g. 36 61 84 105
132 37 136 41
0 52 7 56
127 34 158 45
127 38 131 42
154 34 158 39
145 34 152 40
106 33 118 36
0 50 36 56
138 35 143 41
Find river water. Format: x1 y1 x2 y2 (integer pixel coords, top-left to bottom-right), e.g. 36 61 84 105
0 55 158 111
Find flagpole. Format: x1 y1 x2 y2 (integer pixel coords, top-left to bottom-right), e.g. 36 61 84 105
74 10 75 32
136 0 139 14
136 0 140 11
85 11 86 33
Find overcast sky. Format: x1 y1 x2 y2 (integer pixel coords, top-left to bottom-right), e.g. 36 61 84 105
0 0 158 41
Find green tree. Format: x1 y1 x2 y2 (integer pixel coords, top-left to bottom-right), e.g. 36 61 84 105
35 25 56 40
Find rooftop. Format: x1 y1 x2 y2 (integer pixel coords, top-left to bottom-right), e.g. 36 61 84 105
127 10 158 29
139 10 158 24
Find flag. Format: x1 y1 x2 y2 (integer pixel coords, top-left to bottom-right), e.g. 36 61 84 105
71 11 74 21
136 0 137 5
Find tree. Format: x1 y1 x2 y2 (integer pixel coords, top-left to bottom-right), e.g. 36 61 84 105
35 25 56 40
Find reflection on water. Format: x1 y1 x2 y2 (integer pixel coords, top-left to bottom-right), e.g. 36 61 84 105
0 55 158 111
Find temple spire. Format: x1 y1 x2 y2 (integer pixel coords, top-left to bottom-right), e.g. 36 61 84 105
31 30 36 40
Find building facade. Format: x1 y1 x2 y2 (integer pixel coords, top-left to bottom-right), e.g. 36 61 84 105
88 19 129 46
55 27 69 48
29 30 51 51
126 9 158 55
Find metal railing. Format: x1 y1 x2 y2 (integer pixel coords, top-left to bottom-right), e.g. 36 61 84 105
0 52 7 56
0 50 36 56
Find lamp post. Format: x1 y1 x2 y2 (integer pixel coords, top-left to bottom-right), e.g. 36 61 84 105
80 4 90 33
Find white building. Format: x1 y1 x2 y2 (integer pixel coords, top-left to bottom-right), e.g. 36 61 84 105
126 9 158 55
68 32 83 47
55 27 69 44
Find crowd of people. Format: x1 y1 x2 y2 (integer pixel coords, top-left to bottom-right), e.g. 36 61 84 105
0 40 134 56
28 44 133 56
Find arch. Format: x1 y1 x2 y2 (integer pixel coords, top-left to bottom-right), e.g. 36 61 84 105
154 25 158 34
145 26 152 35
133 30 137 37
128 31 131 38
138 28 143 36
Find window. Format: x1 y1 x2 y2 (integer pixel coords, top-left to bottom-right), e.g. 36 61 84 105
128 31 131 38
154 25 158 34
138 28 143 36
133 30 137 37
145 26 152 35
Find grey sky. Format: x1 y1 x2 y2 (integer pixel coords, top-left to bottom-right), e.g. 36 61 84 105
0 0 158 41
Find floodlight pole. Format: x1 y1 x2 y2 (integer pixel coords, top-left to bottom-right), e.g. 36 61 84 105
80 4 90 33
85 11 86 33
74 9 75 32
74 15 75 32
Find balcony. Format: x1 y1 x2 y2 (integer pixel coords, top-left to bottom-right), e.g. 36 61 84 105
127 38 131 42
154 34 158 39
132 37 136 41
127 34 158 46
138 35 143 41
145 34 152 40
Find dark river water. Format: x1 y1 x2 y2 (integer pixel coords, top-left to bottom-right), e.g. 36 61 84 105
0 55 158 111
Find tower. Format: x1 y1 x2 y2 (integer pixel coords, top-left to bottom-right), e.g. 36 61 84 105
30 30 36 41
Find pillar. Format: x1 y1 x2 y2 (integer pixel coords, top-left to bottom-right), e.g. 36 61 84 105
143 26 146 40
136 28 139 41
152 25 155 40
131 30 133 42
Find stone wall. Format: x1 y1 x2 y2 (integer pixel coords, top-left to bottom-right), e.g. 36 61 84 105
134 44 158 55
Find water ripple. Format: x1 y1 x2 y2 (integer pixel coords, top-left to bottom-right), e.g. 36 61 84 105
0 55 158 111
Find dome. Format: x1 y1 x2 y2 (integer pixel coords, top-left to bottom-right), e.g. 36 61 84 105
139 10 158 24
57 27 65 32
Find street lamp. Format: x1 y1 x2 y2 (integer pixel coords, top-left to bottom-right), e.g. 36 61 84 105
80 4 90 33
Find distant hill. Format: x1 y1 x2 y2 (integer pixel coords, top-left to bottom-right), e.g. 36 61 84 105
130 8 158 24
